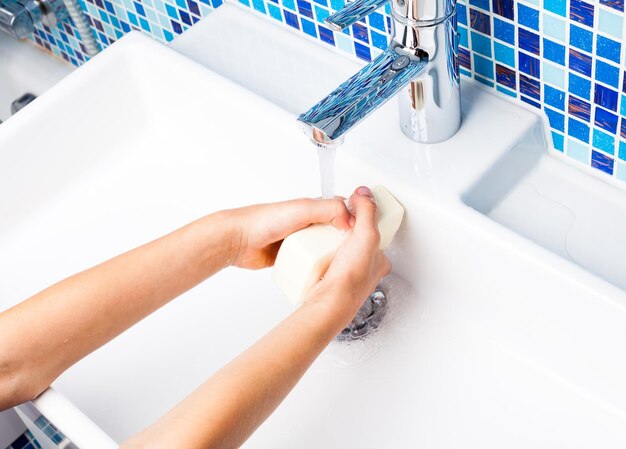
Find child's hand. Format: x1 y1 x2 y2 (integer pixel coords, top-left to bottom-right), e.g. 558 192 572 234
226 197 351 270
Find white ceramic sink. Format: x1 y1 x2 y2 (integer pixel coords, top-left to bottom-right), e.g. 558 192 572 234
1 12 626 448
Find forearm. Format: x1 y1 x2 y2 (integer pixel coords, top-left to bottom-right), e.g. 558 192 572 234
0 211 237 409
123 294 348 449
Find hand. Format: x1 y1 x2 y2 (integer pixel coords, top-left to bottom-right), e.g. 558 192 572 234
306 186 391 325
226 197 352 270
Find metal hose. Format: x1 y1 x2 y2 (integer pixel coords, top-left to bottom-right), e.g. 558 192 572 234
61 0 99 56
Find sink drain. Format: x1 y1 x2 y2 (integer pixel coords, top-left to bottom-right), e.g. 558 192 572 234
336 288 387 341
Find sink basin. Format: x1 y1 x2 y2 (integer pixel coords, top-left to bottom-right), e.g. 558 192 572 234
1 12 626 448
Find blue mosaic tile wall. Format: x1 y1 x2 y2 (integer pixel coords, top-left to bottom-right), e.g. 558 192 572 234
29 0 626 182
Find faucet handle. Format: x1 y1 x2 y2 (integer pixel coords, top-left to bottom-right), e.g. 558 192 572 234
325 0 390 31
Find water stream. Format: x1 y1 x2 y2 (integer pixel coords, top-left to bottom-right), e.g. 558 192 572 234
317 144 337 199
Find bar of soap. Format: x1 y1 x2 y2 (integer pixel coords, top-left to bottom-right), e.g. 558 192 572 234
273 186 404 305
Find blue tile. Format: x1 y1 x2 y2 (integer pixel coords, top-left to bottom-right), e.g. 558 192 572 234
568 73 591 98
476 74 495 87
473 53 494 78
492 0 514 19
518 51 540 77
600 0 624 12
544 85 565 109
596 35 621 64
370 30 387 50
133 1 145 16
301 17 317 36
459 47 472 69
297 0 314 17
267 3 283 19
318 24 335 43
179 9 191 25
313 0 327 5
591 150 614 174
569 48 592 76
470 9 491 34
497 85 518 97
368 12 385 31
470 0 490 11
568 95 591 121
518 28 539 54
314 5 328 22
520 74 541 99
518 4 539 29
352 23 368 43
282 0 295 10
458 2 468 25
569 24 593 51
595 60 620 88
570 0 595 27
493 17 514 43
594 84 619 111
593 129 616 154
521 95 541 108
354 41 371 61
328 0 342 9
284 9 300 28
543 38 565 64
546 107 565 130
569 118 590 142
552 131 565 150
494 41 515 66
622 117 626 138
544 0 566 16
496 63 516 88
170 18 181 33
594 106 619 133
471 31 492 56
459 25 469 47
621 140 626 159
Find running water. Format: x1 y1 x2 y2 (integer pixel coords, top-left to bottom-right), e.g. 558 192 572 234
317 144 337 199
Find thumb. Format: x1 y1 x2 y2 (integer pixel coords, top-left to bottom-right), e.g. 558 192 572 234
349 186 378 234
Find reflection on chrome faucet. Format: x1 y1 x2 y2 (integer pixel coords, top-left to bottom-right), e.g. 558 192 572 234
298 0 461 145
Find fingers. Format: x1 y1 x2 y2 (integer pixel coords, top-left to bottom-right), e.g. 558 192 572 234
348 186 380 248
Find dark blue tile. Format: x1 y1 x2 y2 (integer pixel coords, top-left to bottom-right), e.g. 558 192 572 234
568 117 590 142
104 0 115 13
568 73 591 98
459 47 471 69
622 117 626 138
170 19 182 33
187 0 201 15
544 85 565 110
599 0 623 11
595 60 620 88
569 48 592 76
594 84 619 111
470 0 490 11
569 24 593 51
297 0 314 18
521 96 541 108
570 0 595 27
518 3 539 29
496 64 516 88
470 9 491 34
133 1 145 16
493 17 514 43
591 150 614 174
596 35 621 64
520 74 540 99
543 38 565 64
518 52 540 77
179 9 192 25
492 0 514 19
595 107 619 134
285 10 300 29
11 434 29 449
545 108 565 130
352 23 369 43
354 41 371 61
518 28 539 54
624 71 626 93
318 24 334 43
568 95 591 121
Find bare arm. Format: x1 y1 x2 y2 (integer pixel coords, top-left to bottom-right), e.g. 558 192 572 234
0 198 351 410
122 187 389 449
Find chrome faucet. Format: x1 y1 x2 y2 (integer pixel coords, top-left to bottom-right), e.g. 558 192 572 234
0 0 67 39
298 0 461 145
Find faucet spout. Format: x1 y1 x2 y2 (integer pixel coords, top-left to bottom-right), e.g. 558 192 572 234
298 46 428 146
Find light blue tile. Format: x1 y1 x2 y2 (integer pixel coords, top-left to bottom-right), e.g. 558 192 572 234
335 32 353 55
520 0 540 5
617 162 626 182
621 94 626 116
543 61 565 88
459 25 468 47
153 0 166 14
598 8 624 40
497 85 517 97
567 139 590 163
542 13 566 42
593 128 616 154
543 0 566 16
494 41 515 66
158 12 170 27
